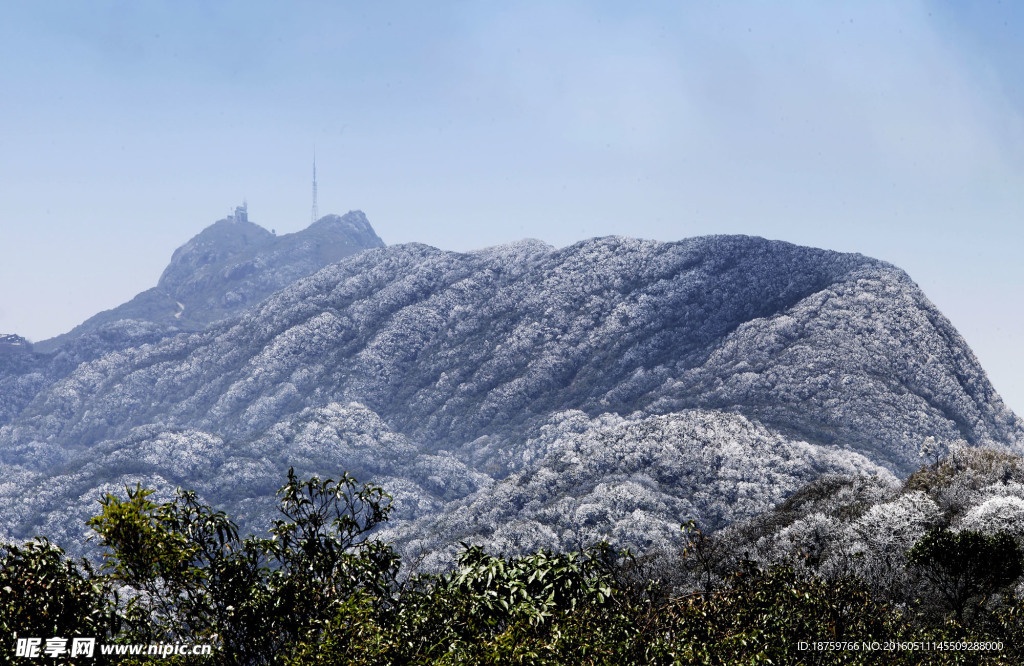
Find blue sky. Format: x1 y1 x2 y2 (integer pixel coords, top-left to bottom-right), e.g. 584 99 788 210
1 1 1022 414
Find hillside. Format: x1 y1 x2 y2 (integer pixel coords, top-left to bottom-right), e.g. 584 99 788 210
0 233 1019 562
0 210 383 427
33 210 384 352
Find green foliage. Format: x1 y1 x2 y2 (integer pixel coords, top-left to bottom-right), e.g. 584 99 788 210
292 552 1024 665
660 563 912 665
6 462 1024 665
86 483 241 645
256 468 399 656
907 527 1023 625
446 542 619 628
85 468 396 664
0 538 118 643
286 542 641 666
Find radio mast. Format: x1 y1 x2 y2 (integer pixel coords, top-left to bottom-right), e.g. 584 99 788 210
311 149 319 225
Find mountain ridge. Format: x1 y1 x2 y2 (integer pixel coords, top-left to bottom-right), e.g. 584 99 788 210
1 230 1019 563
1 210 384 426
33 210 384 353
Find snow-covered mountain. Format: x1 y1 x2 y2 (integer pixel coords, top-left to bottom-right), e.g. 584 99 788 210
0 211 383 425
33 210 384 352
0 221 1019 564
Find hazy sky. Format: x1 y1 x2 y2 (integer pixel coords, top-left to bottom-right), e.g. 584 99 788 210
1 1 1022 414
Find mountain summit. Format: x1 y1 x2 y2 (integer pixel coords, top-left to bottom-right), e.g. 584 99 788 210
2 210 383 426
35 210 385 352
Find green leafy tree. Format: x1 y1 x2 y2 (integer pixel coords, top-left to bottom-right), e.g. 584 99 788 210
0 538 119 646
86 483 242 647
86 469 396 664
660 564 917 665
445 542 620 632
286 542 633 665
255 468 399 653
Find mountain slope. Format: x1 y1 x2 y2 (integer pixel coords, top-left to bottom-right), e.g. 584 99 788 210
33 210 384 352
1 211 384 428
1 234 1019 561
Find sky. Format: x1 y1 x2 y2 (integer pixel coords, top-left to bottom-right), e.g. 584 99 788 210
1 1 1022 415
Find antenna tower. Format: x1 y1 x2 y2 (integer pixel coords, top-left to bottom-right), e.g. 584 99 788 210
311 149 319 224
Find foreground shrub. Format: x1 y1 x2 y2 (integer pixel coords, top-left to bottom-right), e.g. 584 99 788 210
0 538 119 645
4 461 1024 664
86 469 397 664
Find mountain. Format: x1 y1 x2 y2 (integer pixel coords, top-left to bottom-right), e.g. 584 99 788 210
0 210 384 427
0 335 37 423
0 234 1019 564
33 209 384 352
0 321 172 426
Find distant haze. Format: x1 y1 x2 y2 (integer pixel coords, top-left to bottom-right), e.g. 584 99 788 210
1 1 1021 414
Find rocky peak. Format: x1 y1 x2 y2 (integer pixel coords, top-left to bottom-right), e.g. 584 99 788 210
159 217 275 291
34 209 386 354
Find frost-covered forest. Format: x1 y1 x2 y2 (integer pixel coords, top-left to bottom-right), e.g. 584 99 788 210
0 214 1020 566
7 443 1024 664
